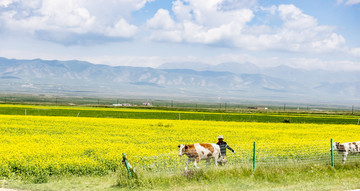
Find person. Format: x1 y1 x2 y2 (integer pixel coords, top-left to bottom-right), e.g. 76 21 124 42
216 135 235 165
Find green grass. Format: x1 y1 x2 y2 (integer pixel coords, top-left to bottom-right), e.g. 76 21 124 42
4 164 360 191
115 163 360 190
0 104 359 124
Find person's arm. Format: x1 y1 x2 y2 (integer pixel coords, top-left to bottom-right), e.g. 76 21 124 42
226 144 235 153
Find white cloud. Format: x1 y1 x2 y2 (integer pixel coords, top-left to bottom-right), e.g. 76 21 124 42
219 0 258 10
0 0 150 44
0 0 18 7
105 18 138 38
345 0 360 5
147 0 254 45
1 0 358 58
259 5 277 15
270 5 346 52
311 33 346 51
147 9 176 30
337 0 360 5
147 2 347 54
146 9 182 42
278 4 317 29
39 1 96 33
350 48 360 57
172 0 254 27
148 30 183 42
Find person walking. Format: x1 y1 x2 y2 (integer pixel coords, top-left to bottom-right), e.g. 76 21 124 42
216 135 235 165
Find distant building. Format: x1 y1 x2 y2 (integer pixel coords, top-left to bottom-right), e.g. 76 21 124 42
112 104 122 106
112 103 132 107
142 102 152 106
248 107 268 110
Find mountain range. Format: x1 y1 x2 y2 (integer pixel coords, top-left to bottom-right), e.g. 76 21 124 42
0 57 359 104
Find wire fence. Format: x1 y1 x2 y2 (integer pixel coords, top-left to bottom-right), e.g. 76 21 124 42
1 95 359 113
123 139 360 172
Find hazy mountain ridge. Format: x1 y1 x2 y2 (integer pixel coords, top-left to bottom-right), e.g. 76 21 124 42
159 62 360 84
159 62 360 99
0 57 359 103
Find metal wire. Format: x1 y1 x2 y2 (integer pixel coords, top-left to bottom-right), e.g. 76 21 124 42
123 140 360 171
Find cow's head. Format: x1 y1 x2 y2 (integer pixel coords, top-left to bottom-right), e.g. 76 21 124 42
332 142 338 151
332 142 346 152
178 144 188 156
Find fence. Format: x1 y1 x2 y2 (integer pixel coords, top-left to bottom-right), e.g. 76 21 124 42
1 106 360 125
124 139 360 172
1 95 358 113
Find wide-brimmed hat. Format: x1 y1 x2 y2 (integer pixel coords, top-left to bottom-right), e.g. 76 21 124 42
217 135 224 139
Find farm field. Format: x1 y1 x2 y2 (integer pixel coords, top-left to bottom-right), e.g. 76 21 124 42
1 104 360 190
0 104 359 124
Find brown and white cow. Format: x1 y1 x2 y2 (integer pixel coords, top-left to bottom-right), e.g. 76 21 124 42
332 141 360 163
178 143 221 170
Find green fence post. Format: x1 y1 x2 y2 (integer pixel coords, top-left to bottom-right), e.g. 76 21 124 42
253 141 256 171
331 139 334 167
122 153 132 178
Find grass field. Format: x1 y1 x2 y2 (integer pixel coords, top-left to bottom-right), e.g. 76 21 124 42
5 164 360 191
0 104 359 124
1 104 360 190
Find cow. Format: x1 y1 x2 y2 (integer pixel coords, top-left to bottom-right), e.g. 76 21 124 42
178 143 221 170
332 141 360 163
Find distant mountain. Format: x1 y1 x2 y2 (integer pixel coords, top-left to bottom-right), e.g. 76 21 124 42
213 62 261 74
158 62 212 71
158 62 261 74
0 57 359 104
158 62 360 102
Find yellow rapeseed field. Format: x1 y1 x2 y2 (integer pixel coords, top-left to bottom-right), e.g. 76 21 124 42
0 114 359 177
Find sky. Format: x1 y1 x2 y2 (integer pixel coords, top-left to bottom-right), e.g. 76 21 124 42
0 0 359 71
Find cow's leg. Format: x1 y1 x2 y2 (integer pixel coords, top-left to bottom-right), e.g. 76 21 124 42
342 153 348 164
185 158 192 170
194 157 200 168
206 158 210 167
217 155 223 166
214 154 219 167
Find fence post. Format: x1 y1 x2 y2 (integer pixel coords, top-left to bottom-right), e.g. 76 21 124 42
331 139 334 167
122 153 132 178
25 109 27 116
253 141 256 171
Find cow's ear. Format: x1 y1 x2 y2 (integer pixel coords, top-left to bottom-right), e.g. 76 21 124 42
185 145 188 149
178 145 180 148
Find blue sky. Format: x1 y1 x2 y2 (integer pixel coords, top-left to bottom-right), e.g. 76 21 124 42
0 0 359 71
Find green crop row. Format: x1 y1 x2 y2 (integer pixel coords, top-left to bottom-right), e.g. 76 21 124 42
0 104 359 124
